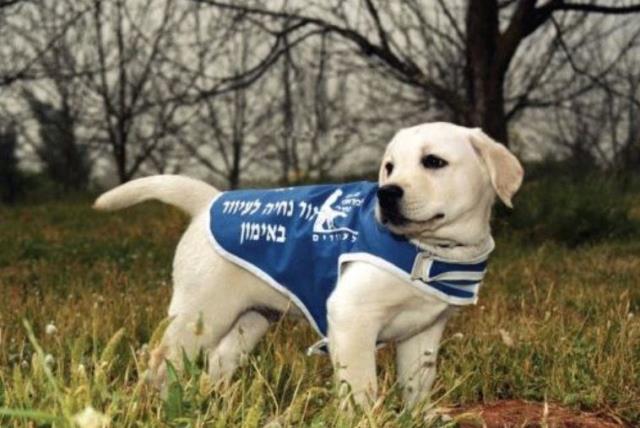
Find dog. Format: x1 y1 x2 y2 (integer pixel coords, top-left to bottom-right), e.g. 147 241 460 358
94 122 523 407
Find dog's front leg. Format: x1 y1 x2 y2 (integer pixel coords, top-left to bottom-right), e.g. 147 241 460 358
396 314 449 407
327 308 380 407
327 269 384 409
326 261 412 407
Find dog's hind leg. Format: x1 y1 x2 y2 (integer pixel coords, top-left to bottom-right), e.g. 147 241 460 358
148 216 253 390
148 214 290 391
148 298 248 391
207 310 271 384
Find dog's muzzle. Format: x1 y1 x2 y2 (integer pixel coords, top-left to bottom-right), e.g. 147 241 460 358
377 184 406 225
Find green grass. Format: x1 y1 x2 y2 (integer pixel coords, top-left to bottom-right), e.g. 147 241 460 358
0 199 639 426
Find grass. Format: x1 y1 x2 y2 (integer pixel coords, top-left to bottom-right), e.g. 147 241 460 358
0 198 639 426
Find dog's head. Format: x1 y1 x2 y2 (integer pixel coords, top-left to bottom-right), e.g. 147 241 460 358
376 122 524 245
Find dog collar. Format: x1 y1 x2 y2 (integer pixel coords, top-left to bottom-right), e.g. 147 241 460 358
409 252 490 302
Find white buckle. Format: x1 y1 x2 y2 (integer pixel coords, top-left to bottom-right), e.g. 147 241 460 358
411 253 433 282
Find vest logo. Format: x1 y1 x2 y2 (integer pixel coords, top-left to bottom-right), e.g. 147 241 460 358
312 189 362 242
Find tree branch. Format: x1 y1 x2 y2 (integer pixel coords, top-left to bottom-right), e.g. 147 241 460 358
0 0 23 8
552 2 640 14
190 0 466 115
363 0 390 52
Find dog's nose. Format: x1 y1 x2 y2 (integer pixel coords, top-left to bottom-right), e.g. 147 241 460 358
377 184 404 210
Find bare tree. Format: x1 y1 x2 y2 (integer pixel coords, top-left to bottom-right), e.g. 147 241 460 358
23 90 92 190
1 0 92 86
14 1 95 189
612 53 640 169
267 32 372 183
1 1 40 85
170 4 374 187
545 98 604 166
83 0 190 182
174 6 279 189
9 0 193 184
278 33 297 183
542 22 640 170
0 122 22 203
191 0 640 146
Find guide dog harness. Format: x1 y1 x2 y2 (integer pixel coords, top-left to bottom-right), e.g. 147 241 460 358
207 182 491 351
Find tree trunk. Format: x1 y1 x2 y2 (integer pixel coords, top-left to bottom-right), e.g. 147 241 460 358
623 77 640 170
465 0 509 144
229 133 242 189
280 34 297 184
229 159 240 189
115 141 128 183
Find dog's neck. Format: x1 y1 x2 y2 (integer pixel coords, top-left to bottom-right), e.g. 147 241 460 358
411 234 495 262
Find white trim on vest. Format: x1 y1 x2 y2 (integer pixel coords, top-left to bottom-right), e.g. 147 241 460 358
338 253 481 306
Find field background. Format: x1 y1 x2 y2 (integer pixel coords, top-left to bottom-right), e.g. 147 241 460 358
0 179 639 427
2 0 640 425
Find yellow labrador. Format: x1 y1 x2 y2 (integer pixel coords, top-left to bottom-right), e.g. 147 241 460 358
94 122 523 407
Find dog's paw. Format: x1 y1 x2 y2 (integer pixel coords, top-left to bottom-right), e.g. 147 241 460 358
145 345 169 392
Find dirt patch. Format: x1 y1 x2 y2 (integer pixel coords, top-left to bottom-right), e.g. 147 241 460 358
449 400 624 427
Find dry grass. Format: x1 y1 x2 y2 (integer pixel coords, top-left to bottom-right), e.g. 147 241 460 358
0 199 638 427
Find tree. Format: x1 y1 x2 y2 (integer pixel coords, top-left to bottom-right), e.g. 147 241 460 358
23 90 91 191
13 1 96 191
0 122 22 203
0 0 90 87
611 53 640 170
542 22 640 170
86 0 190 183
0 0 37 86
175 6 278 189
6 0 192 184
267 32 372 183
175 4 373 187
192 0 640 145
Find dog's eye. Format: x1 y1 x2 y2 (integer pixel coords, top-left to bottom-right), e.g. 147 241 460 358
421 155 448 169
384 162 394 175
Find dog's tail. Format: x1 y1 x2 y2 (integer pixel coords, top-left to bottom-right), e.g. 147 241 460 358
94 175 219 217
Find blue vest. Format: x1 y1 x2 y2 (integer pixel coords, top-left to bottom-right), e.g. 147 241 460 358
207 182 489 340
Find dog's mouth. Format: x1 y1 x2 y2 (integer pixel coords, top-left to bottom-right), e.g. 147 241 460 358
379 208 445 228
379 209 409 226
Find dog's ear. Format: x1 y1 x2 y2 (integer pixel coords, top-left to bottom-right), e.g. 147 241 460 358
469 128 524 208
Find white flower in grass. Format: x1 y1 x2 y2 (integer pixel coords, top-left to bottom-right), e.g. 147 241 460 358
499 329 515 348
440 414 453 423
452 332 464 340
44 353 55 367
263 420 284 428
73 406 110 428
628 312 634 320
45 323 58 336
